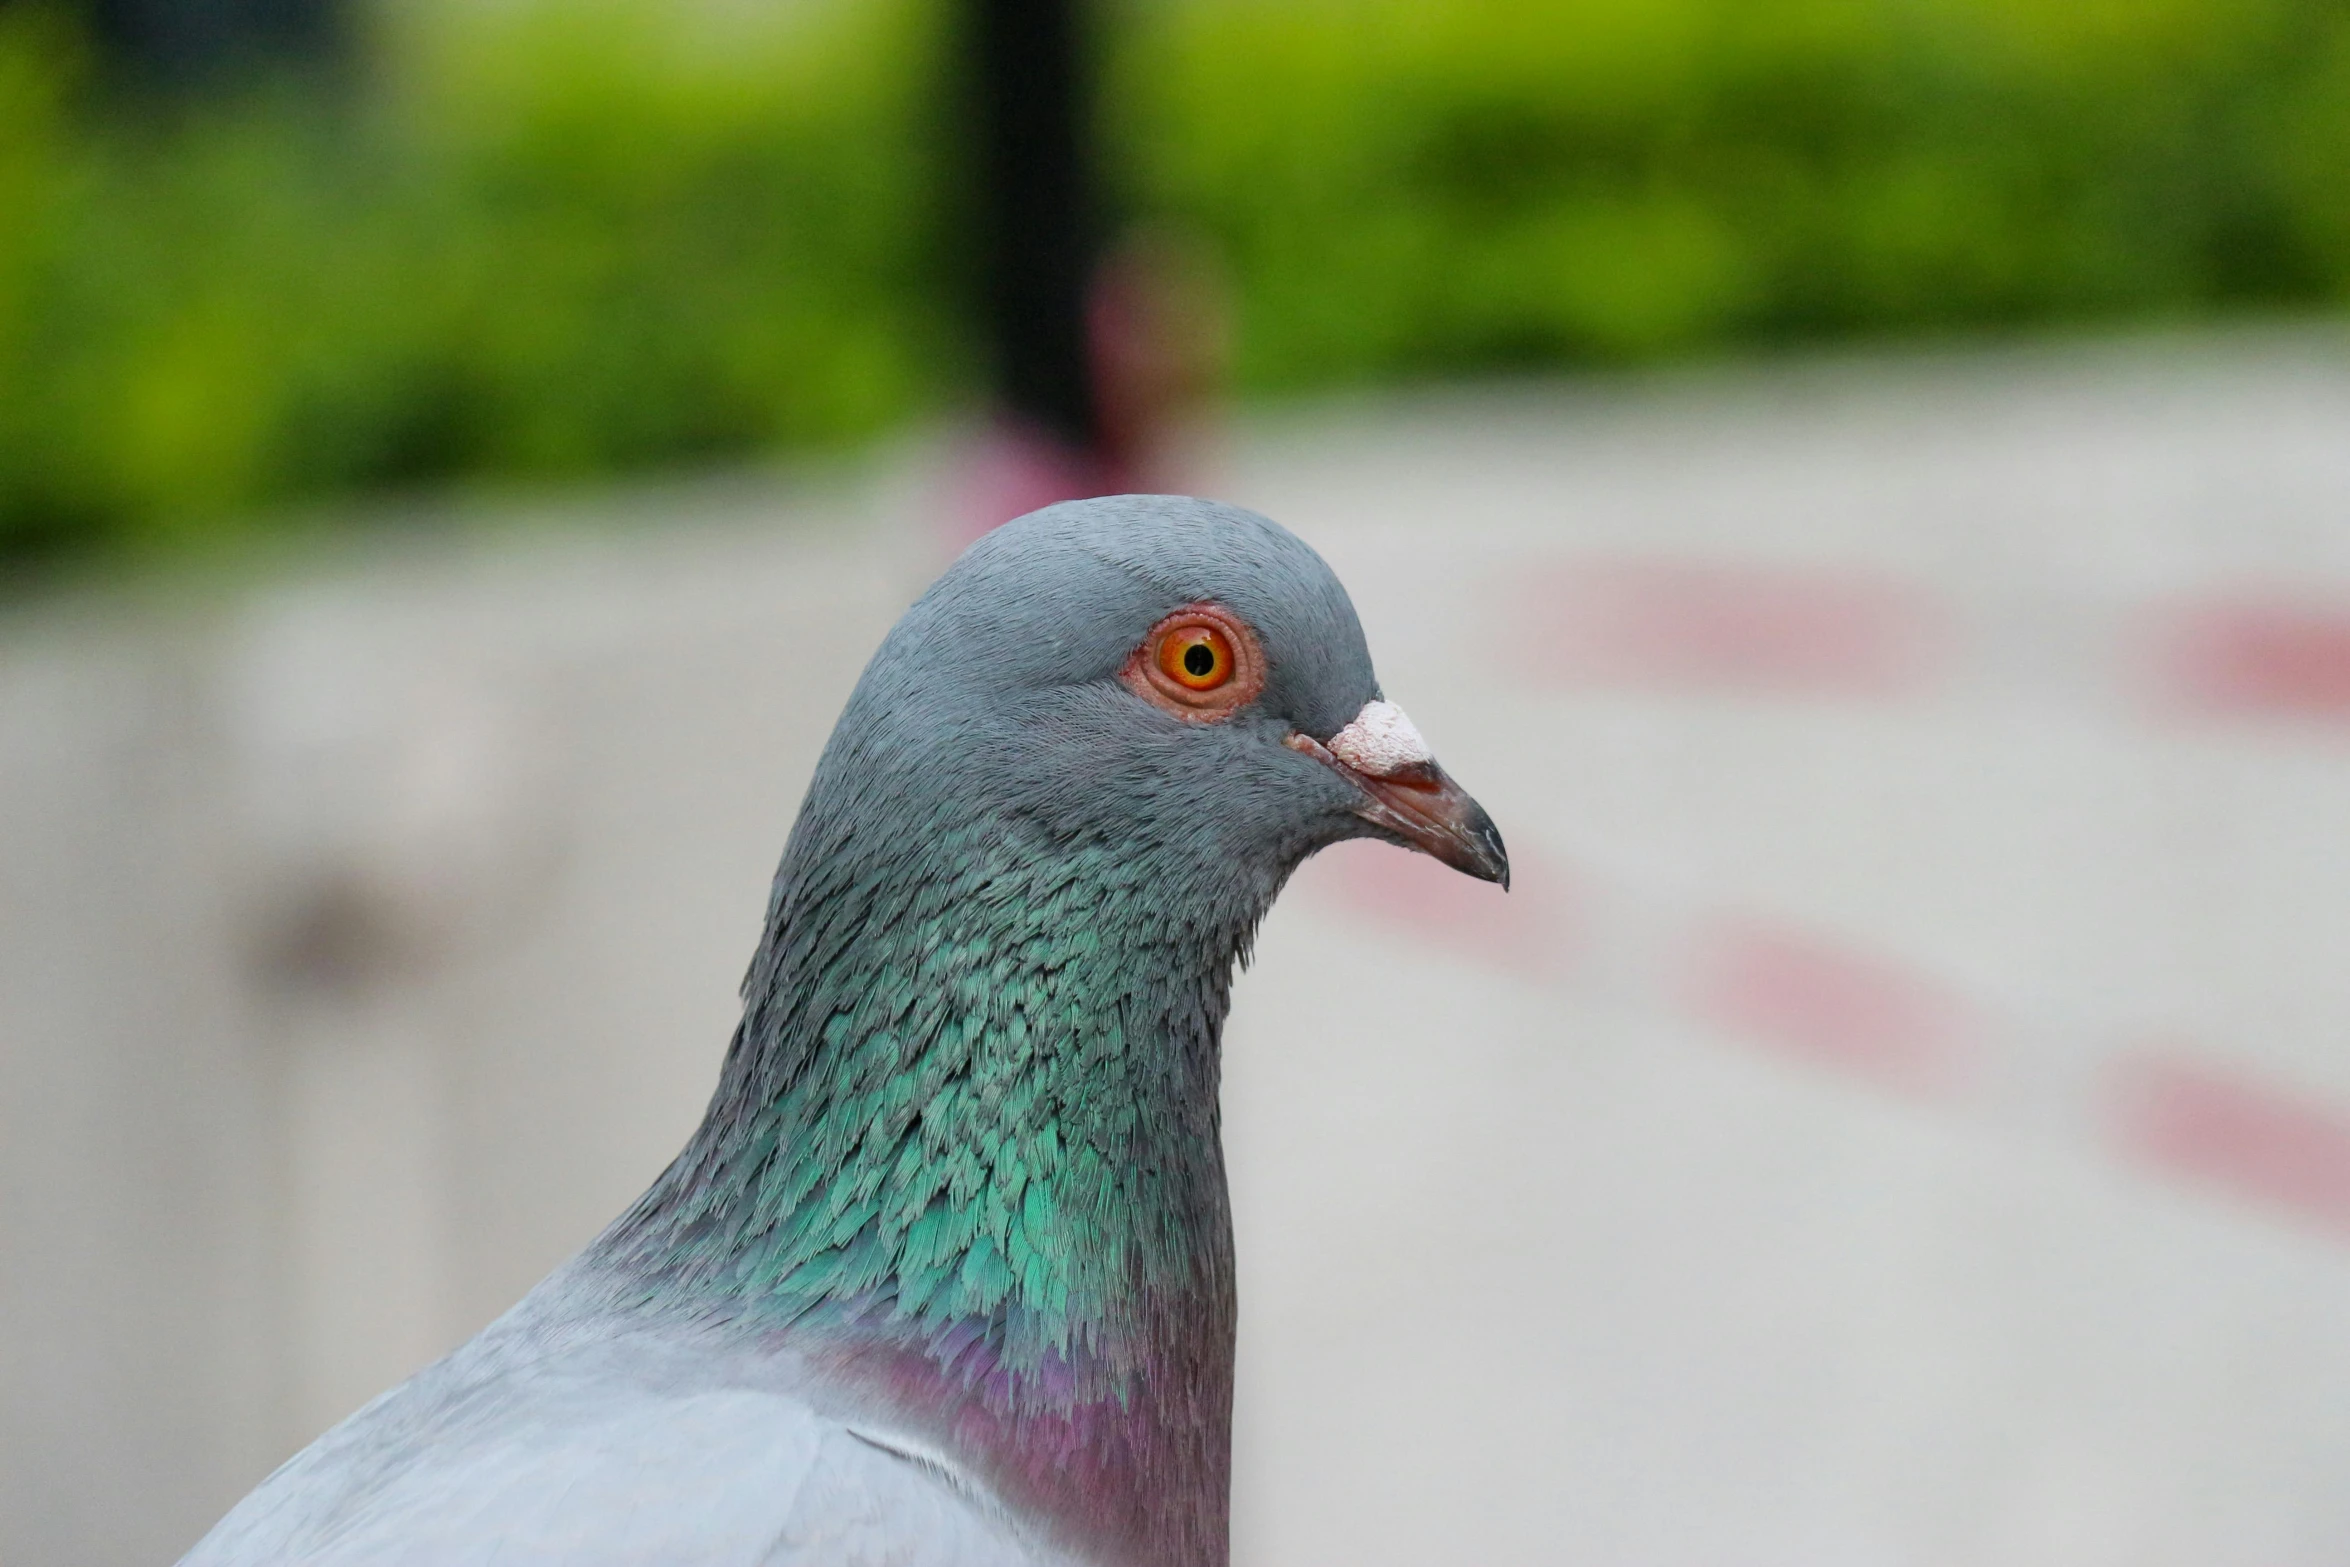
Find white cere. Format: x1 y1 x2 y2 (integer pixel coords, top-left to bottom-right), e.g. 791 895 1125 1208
1327 699 1434 777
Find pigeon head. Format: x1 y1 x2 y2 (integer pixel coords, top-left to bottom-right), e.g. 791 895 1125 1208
607 495 1504 1567
798 493 1506 915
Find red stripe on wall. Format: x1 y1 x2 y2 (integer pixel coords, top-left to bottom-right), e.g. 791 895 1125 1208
2110 1051 2350 1236
1519 562 1946 698
1691 917 1982 1101
2150 598 2350 721
1299 838 1570 983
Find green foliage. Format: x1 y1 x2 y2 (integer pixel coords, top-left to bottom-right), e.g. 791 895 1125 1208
1110 0 2350 387
4 0 2350 565
0 0 956 564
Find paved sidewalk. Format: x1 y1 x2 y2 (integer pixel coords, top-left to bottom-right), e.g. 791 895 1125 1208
8 332 2350 1565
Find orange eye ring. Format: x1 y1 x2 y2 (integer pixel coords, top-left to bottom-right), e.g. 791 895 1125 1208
1121 603 1266 721
1158 623 1234 690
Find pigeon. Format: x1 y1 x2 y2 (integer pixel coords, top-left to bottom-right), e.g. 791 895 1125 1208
180 495 1508 1567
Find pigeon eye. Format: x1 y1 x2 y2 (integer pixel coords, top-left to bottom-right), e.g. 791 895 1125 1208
1122 603 1266 721
1159 625 1233 691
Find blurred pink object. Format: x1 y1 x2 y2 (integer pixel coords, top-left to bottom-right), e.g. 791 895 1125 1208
946 228 1229 549
1522 559 1947 697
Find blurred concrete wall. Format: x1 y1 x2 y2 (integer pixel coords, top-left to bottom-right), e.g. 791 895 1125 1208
0 486 926 1565
9 335 2350 1565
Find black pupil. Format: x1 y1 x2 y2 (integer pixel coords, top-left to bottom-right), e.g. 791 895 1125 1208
1182 641 1217 678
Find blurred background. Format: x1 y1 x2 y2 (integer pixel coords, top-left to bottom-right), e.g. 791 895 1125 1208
6 0 2350 1561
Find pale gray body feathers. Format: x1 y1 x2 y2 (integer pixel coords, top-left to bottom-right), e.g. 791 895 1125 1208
181 1278 1074 1566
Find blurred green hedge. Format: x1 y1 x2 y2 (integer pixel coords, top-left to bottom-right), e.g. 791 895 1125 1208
1118 0 2350 384
0 0 955 563
4 0 2349 564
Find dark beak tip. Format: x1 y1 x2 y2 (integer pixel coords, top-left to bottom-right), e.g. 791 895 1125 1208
1460 800 1510 890
1477 828 1511 891
1412 800 1508 888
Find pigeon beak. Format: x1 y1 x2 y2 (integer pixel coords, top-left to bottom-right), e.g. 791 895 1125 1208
1287 700 1510 889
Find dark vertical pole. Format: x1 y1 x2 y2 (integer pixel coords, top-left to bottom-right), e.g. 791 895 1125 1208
78 0 341 84
968 0 1103 466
